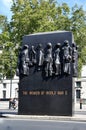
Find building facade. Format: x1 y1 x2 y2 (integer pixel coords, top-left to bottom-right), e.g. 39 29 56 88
0 75 19 100
74 65 86 104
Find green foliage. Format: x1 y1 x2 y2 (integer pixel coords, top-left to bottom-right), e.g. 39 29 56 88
0 31 17 79
0 15 7 30
0 0 86 78
70 5 86 75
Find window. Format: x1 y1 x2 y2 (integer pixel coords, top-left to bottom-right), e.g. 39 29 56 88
76 81 81 88
76 90 80 99
3 90 6 99
3 83 6 88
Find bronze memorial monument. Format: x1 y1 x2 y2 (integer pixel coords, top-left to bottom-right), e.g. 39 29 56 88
17 31 78 116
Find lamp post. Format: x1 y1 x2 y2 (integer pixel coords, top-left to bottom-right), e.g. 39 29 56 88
10 56 12 98
0 46 3 80
9 48 13 109
9 48 12 99
80 87 82 109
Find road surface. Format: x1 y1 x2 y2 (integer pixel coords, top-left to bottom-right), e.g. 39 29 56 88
0 119 86 130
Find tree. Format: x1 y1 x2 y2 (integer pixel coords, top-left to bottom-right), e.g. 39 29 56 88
70 5 86 75
0 15 7 31
55 3 71 30
0 15 17 79
0 31 17 79
10 0 58 45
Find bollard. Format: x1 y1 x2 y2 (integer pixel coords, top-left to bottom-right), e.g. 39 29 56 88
80 99 82 109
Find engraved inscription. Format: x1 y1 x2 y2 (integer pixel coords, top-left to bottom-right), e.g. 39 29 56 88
22 90 68 96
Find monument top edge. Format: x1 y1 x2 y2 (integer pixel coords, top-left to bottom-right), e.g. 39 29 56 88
24 30 72 37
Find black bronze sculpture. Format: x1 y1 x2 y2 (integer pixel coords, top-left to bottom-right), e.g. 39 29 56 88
53 43 61 75
72 43 78 77
16 47 22 76
62 40 72 75
17 41 78 77
19 45 30 75
37 44 44 71
29 45 36 66
44 42 53 77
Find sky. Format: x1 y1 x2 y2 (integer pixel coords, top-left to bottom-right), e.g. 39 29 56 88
0 0 86 21
0 0 12 21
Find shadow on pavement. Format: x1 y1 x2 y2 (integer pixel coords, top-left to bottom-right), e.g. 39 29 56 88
0 109 18 117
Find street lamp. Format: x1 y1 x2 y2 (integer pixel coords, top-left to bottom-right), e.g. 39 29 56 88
0 46 3 80
80 87 82 109
9 48 12 98
8 48 13 109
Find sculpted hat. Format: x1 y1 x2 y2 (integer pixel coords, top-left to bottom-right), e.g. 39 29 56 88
56 43 61 47
23 44 29 49
64 40 69 45
47 42 52 47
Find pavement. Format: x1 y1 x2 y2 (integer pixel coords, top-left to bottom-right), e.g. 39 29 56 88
0 101 86 122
